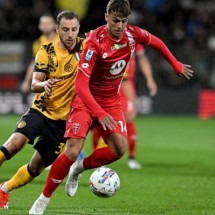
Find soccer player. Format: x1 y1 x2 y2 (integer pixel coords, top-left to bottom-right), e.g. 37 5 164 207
122 44 158 168
20 14 58 93
91 44 158 169
29 0 193 214
0 10 84 209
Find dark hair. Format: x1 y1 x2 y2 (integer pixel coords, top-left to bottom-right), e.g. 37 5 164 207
57 10 80 25
106 0 130 17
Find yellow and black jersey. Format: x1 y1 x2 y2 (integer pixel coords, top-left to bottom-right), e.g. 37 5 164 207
32 34 59 57
32 37 85 120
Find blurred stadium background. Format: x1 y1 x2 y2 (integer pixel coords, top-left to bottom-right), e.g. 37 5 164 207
0 0 214 117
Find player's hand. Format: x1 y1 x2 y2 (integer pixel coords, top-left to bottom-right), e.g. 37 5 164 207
181 64 193 79
44 79 61 95
99 115 117 131
147 80 158 96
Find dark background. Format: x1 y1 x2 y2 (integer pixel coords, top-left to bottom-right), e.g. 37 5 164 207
0 0 214 115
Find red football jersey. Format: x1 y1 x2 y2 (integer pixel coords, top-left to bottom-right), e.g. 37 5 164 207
78 24 151 97
75 24 182 119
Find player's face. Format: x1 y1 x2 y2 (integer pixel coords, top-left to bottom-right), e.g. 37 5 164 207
105 13 128 39
56 18 80 51
39 16 55 36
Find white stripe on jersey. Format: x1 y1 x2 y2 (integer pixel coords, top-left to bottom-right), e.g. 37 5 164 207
78 67 90 77
125 31 135 57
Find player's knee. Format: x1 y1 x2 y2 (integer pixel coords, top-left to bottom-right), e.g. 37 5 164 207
27 164 42 177
117 146 126 157
64 142 81 160
0 146 11 160
65 138 84 160
113 142 126 157
65 149 80 160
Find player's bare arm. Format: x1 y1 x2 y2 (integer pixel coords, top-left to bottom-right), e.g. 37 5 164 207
137 52 157 96
31 72 60 95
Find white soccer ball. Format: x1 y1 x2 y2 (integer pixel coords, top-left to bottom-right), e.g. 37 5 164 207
89 167 120 198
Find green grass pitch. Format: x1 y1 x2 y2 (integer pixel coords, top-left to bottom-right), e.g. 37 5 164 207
0 114 215 215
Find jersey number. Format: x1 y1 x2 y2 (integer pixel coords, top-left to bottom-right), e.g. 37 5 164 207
118 120 127 133
55 142 65 155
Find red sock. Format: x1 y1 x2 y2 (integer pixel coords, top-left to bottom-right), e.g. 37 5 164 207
83 147 121 169
126 122 137 159
43 153 74 197
91 126 101 150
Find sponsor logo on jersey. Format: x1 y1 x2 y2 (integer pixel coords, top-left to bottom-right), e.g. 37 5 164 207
82 63 89 68
129 41 135 53
110 60 126 75
17 121 26 128
73 123 81 134
102 52 107 58
111 43 127 51
85 49 93 61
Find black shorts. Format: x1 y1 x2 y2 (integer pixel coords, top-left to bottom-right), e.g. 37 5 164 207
14 108 66 165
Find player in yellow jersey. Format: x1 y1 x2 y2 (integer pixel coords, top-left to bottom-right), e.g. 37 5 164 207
20 14 59 93
0 10 84 209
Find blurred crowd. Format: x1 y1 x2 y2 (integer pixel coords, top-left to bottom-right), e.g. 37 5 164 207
0 0 214 89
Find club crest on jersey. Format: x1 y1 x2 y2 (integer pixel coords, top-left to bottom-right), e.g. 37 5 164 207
111 43 127 51
85 49 93 61
110 60 126 75
73 123 80 134
129 41 135 53
64 63 73 72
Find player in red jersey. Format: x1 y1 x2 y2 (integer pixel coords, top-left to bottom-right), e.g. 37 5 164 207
91 44 158 169
29 1 193 213
122 44 158 168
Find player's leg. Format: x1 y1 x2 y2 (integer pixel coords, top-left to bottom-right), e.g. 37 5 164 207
65 107 127 196
65 132 126 198
126 121 141 169
91 125 101 150
29 107 90 214
74 132 127 175
65 132 127 198
1 110 65 210
0 110 44 209
0 151 46 209
0 109 44 168
91 125 108 150
29 138 85 215
123 92 141 169
43 137 85 197
1 151 45 191
0 133 28 167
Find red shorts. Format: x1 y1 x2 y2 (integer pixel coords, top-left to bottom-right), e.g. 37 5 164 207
64 95 127 139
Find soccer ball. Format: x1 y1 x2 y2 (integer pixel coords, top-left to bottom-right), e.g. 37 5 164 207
89 167 120 198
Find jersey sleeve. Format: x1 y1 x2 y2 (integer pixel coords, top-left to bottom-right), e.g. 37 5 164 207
135 44 145 57
135 26 183 75
75 33 108 120
78 35 98 77
34 47 49 74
